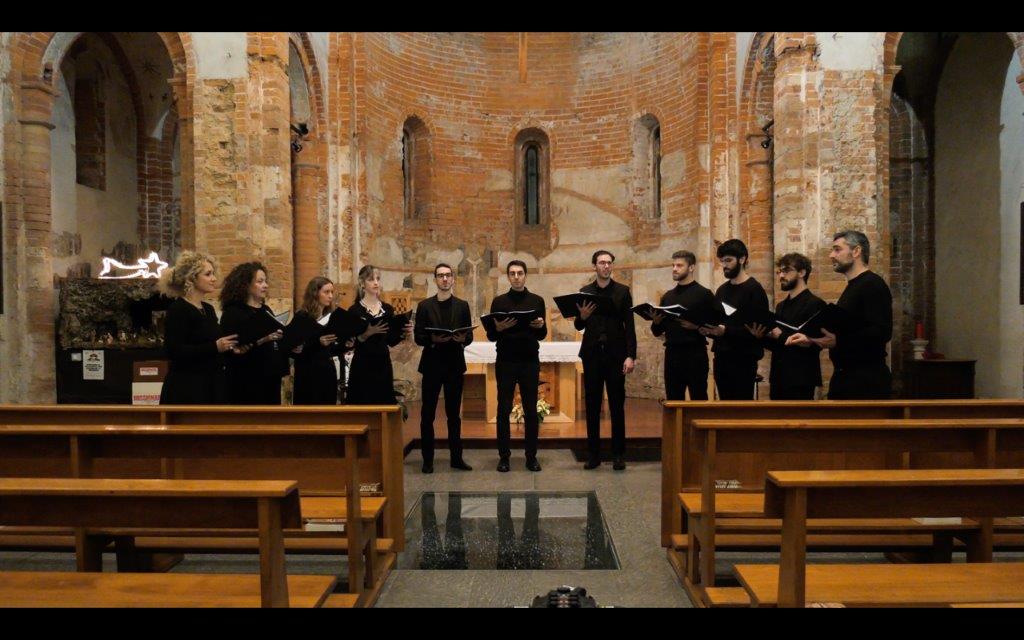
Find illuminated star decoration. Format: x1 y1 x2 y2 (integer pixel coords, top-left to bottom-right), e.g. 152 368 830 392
98 252 168 280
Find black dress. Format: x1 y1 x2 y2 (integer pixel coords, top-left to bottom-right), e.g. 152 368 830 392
219 302 286 405
160 298 226 405
291 310 344 405
345 301 404 405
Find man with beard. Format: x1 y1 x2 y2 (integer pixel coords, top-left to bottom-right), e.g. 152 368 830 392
650 250 716 401
748 252 827 400
699 239 770 400
787 230 893 399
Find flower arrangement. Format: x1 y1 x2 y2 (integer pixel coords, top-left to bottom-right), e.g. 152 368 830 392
510 398 552 423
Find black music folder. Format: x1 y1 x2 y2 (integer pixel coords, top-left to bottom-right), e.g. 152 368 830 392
553 292 617 318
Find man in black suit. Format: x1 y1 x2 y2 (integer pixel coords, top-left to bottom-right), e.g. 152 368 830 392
414 263 474 473
574 249 637 470
487 260 547 473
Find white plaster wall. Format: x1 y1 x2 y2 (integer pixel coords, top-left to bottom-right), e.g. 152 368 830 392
190 32 247 79
935 33 1023 398
816 32 885 72
51 46 141 281
735 32 755 102
998 49 1024 397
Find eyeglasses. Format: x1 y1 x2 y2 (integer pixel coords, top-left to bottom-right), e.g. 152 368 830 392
436 273 453 279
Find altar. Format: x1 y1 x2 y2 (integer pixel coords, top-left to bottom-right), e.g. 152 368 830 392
464 341 582 423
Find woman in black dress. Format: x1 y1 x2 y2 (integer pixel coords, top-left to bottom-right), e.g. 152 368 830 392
345 265 413 405
218 261 286 405
291 276 347 405
158 251 238 405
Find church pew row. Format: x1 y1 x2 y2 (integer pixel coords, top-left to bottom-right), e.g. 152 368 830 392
0 421 390 606
676 417 1024 605
733 469 1024 607
0 478 342 608
661 400 1024 549
0 404 403 539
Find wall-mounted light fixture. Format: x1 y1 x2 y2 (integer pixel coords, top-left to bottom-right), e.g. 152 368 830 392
290 122 309 154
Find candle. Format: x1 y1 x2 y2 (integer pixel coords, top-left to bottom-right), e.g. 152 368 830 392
915 320 925 340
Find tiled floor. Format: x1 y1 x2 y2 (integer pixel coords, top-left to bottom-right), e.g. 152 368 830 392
400 490 620 570
374 448 692 607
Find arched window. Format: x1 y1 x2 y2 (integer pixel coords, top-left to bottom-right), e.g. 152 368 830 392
652 125 662 219
633 114 661 219
524 144 540 225
402 127 414 219
514 128 550 227
402 116 430 220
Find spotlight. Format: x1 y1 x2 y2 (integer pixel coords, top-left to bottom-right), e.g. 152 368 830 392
760 138 772 149
290 123 309 137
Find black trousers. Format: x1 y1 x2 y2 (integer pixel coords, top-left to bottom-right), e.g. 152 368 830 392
496 361 540 460
664 344 709 401
713 355 759 400
769 384 817 400
582 346 627 459
828 363 893 400
420 369 465 465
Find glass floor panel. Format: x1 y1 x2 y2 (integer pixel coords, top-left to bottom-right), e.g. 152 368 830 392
399 491 620 570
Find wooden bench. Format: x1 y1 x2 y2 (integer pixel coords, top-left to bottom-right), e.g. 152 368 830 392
0 478 337 608
0 422 387 605
677 417 1024 604
0 404 406 550
661 399 1024 549
734 469 1024 607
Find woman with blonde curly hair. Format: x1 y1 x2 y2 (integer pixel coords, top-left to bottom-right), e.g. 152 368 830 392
345 265 413 405
158 251 237 404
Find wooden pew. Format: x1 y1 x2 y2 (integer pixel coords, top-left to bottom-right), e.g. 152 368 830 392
0 404 406 551
0 423 385 605
680 417 1024 601
0 478 339 608
734 469 1024 607
661 400 1024 549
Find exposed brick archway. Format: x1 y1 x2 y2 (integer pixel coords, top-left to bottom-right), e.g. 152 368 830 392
737 32 777 298
289 32 329 308
1 31 195 403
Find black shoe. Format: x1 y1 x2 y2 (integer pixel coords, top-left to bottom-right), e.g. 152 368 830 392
497 459 510 473
613 456 626 471
450 459 473 471
422 462 434 474
525 458 542 472
583 458 601 470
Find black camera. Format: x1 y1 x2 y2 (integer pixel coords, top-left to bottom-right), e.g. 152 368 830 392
530 585 598 608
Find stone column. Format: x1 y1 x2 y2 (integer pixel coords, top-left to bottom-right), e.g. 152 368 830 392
18 80 57 402
292 138 323 307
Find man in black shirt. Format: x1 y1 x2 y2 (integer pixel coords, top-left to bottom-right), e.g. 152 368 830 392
699 239 770 400
414 263 474 474
650 250 716 401
574 249 637 470
787 230 893 399
750 252 827 400
486 260 547 472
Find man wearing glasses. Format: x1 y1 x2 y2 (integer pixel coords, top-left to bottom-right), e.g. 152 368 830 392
413 263 475 473
748 253 827 400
